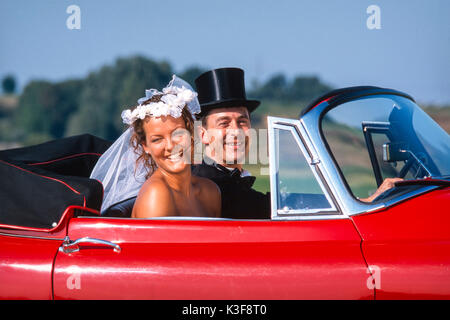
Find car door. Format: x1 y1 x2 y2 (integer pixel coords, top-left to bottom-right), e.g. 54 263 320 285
351 187 450 299
0 229 65 299
52 217 372 299
52 118 372 299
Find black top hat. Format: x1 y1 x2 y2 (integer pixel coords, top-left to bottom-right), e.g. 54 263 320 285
194 67 260 118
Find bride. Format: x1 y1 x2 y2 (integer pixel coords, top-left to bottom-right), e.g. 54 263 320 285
90 76 221 218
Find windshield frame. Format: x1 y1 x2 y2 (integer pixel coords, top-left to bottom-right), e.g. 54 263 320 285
299 87 443 216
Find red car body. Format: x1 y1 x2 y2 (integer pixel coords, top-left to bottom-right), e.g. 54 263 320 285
1 87 449 299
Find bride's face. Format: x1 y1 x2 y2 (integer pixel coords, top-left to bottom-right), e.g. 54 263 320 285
141 115 191 174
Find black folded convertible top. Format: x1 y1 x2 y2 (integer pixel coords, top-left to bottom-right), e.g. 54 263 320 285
0 134 111 229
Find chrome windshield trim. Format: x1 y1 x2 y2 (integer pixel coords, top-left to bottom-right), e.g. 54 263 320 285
301 105 359 214
272 214 348 221
300 99 445 216
276 208 339 215
268 117 280 220
267 116 340 220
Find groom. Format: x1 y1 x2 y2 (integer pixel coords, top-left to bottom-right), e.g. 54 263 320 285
192 67 271 219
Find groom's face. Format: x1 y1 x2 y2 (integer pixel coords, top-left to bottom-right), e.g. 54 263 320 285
200 106 251 168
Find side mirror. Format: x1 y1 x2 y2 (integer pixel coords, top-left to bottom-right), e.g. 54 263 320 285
382 142 410 162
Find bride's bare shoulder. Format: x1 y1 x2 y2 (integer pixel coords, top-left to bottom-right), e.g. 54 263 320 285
132 175 174 218
193 175 219 195
193 176 221 217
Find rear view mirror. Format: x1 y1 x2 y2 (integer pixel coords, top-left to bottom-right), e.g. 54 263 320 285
382 142 410 162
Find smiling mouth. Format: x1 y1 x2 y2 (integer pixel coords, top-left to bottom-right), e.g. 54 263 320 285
224 140 246 152
167 150 184 162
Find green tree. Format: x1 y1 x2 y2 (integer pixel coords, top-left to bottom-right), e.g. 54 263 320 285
251 73 287 100
66 56 174 140
288 76 332 102
250 73 332 103
16 80 55 135
15 79 83 140
2 75 16 94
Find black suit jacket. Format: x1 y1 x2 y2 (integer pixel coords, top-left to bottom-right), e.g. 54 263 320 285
192 160 271 219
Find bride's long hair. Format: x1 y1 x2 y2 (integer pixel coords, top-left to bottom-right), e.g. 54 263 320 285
130 94 195 179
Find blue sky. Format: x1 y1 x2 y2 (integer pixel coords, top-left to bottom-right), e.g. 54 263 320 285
1 0 449 104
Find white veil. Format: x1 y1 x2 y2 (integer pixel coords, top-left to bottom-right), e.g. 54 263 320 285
90 127 146 213
90 75 200 213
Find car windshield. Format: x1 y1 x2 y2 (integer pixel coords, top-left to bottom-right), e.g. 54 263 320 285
321 94 450 199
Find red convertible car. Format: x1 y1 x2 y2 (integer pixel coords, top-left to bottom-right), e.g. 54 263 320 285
0 86 449 300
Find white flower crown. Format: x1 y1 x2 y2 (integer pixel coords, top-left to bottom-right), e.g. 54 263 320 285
121 75 200 125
